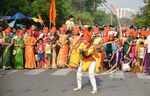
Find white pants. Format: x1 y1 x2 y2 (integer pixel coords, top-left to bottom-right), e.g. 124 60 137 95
76 61 97 91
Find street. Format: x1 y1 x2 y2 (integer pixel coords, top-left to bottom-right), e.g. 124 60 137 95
0 69 150 96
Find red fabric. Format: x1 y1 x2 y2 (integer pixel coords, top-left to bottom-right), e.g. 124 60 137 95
82 30 92 42
141 31 149 37
103 36 109 43
33 31 40 38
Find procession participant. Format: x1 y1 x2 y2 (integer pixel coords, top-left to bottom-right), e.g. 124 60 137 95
82 25 92 41
14 30 24 69
140 27 147 38
0 32 4 66
129 26 137 39
73 35 98 94
146 27 150 35
133 40 145 73
128 40 137 71
24 29 31 41
31 25 40 39
143 35 150 74
36 38 45 68
123 33 132 58
57 27 69 68
92 31 104 73
103 25 112 43
50 26 58 69
92 24 100 36
104 45 124 73
65 15 75 32
108 39 120 68
42 27 49 42
41 27 51 68
45 39 52 68
2 27 14 69
103 25 110 38
24 31 37 69
103 35 114 70
68 26 81 69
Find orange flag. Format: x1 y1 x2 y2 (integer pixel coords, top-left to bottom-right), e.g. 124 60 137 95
49 0 56 25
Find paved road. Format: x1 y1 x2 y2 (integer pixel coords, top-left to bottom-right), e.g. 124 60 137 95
0 69 150 96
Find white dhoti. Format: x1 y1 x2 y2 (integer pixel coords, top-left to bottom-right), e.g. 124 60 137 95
74 61 97 94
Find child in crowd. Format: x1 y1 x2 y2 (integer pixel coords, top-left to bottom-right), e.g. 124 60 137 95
36 39 45 68
45 40 52 68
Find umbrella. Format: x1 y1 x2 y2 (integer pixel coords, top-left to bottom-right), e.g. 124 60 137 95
0 16 11 20
11 12 31 20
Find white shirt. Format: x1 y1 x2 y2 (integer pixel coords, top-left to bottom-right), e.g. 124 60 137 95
65 19 74 31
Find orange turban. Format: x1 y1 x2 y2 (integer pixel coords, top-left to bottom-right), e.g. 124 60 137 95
4 27 12 33
43 27 49 33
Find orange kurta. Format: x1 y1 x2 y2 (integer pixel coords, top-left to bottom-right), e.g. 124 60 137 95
25 36 36 69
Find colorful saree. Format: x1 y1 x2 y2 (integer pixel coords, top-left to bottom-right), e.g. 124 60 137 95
24 36 36 69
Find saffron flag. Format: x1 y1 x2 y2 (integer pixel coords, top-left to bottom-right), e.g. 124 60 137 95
49 0 56 25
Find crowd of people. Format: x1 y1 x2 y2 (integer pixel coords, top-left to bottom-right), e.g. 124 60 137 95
0 18 150 75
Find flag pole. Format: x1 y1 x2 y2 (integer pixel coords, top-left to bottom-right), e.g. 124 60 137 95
49 10 51 31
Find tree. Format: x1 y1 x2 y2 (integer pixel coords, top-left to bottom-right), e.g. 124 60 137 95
135 0 150 26
0 0 29 15
85 0 105 12
0 0 108 26
142 0 150 25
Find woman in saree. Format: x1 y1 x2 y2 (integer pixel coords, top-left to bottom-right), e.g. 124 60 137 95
3 29 14 69
14 30 24 69
68 26 81 69
24 32 36 69
57 27 69 68
49 28 58 69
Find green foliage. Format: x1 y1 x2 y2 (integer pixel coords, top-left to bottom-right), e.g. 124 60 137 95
73 11 94 25
56 0 74 26
31 0 49 16
93 11 110 25
0 0 29 15
135 0 150 27
0 0 109 26
85 0 105 12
